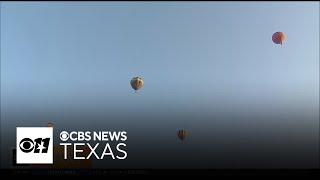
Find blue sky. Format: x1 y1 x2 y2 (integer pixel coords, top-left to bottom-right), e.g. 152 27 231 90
0 1 319 168
2 4 318 91
1 2 319 124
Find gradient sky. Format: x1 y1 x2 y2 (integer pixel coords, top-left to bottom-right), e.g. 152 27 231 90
1 2 319 110
0 2 319 168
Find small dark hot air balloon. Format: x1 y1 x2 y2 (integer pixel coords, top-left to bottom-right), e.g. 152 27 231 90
272 32 286 45
177 129 187 141
47 122 54 127
130 77 144 92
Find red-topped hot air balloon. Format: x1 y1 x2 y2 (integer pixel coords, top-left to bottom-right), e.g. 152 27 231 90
272 32 286 45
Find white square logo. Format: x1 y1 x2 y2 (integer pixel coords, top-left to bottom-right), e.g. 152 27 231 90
16 127 53 164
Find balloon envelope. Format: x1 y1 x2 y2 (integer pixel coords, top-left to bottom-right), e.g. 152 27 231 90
47 122 54 127
130 77 144 91
177 130 187 141
272 32 286 45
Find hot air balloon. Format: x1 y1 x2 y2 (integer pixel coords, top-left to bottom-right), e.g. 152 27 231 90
47 122 54 127
272 32 286 45
130 77 144 92
177 129 187 141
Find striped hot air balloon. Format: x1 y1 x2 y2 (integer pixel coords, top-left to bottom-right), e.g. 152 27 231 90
272 32 286 45
130 77 144 92
177 129 187 141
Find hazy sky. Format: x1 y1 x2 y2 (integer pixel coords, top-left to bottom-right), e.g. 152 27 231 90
1 1 319 128
2 3 319 111
0 2 319 168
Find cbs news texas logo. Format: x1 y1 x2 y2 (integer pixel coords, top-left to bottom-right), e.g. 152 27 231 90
16 127 53 164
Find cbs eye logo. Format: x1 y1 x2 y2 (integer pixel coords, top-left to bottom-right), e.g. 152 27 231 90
16 127 53 164
19 138 50 153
